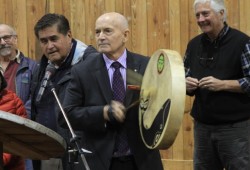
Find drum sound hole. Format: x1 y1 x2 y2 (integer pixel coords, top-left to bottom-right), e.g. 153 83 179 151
141 99 171 147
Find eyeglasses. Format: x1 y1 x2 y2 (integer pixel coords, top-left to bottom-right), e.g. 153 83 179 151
0 35 16 42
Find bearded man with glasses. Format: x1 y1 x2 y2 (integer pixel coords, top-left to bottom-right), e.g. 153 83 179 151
0 24 37 170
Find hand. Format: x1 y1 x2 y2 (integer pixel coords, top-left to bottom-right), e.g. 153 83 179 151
110 100 126 123
186 77 199 93
199 76 222 91
104 100 126 123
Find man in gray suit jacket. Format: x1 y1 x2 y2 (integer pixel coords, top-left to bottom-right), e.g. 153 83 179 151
62 12 163 170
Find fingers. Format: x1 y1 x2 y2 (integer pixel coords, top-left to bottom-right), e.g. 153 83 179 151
199 76 218 91
186 77 199 85
186 77 199 92
109 101 126 123
187 76 217 91
199 76 214 85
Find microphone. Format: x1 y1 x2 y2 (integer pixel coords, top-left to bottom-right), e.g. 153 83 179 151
36 63 57 102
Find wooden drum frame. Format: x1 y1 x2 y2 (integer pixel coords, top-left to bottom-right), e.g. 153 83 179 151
139 49 186 149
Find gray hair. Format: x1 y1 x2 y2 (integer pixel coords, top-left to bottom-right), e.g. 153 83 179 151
0 24 17 35
193 0 227 22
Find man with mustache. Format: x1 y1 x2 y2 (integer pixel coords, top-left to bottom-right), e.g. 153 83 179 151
31 13 95 170
0 24 37 170
184 0 250 169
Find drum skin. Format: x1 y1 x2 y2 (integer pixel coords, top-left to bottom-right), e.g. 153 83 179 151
139 49 186 149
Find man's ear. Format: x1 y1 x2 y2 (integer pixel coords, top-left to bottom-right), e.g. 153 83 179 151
123 29 130 43
66 30 72 45
219 9 225 21
67 30 72 38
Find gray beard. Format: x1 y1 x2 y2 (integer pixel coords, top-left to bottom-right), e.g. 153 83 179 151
0 48 12 57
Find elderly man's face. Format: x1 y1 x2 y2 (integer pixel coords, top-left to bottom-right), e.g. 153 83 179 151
195 2 224 39
95 14 128 59
0 26 17 57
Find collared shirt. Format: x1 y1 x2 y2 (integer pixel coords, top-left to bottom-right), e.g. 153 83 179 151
103 49 127 89
239 40 250 94
184 25 250 95
0 50 21 93
0 50 21 73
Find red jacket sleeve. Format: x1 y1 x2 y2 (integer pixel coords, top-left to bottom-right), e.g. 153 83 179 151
13 93 27 118
0 90 27 168
3 153 11 165
0 90 27 118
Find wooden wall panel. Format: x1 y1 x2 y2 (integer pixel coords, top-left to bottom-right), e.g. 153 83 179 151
239 0 250 35
0 0 6 23
131 0 148 55
13 0 28 54
26 0 46 58
169 0 181 52
70 0 86 41
180 0 189 56
84 0 97 46
226 0 240 29
1 0 250 169
122 0 132 50
147 0 169 56
162 159 193 170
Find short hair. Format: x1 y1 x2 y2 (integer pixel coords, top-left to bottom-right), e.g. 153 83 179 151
193 0 227 22
34 13 70 38
0 24 17 35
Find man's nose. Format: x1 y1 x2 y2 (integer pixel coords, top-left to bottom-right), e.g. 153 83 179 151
0 38 6 44
197 14 206 22
98 32 106 39
47 40 54 48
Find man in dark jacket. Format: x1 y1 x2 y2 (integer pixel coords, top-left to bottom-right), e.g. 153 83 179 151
31 13 94 170
62 12 163 170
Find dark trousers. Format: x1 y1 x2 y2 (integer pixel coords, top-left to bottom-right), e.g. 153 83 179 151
109 156 138 170
194 119 250 170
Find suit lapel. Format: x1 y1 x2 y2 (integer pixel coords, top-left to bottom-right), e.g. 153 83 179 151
95 55 112 103
94 51 142 106
125 51 141 107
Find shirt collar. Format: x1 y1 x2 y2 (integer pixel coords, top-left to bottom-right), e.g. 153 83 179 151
8 49 21 63
0 50 21 73
15 50 21 63
48 42 73 69
103 49 127 70
204 22 229 43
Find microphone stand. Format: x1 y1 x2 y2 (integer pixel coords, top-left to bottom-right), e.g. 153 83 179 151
50 85 91 170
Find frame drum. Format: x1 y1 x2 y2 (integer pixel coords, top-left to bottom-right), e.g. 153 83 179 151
139 49 185 149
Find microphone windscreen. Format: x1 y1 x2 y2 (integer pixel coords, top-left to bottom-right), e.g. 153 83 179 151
46 63 57 75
